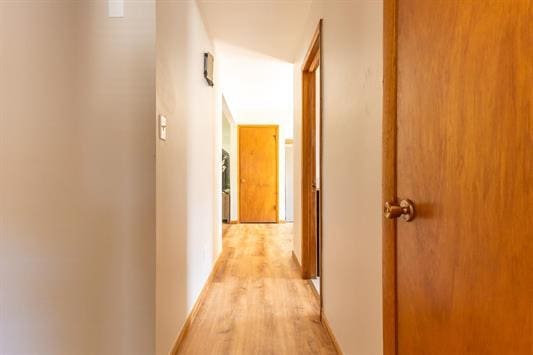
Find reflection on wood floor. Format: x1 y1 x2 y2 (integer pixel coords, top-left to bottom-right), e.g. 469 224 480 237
177 223 338 355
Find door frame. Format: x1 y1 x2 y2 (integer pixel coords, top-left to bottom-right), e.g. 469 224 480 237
301 20 322 285
238 124 279 223
383 1 398 354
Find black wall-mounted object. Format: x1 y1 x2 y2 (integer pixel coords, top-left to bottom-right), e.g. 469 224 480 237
204 52 214 87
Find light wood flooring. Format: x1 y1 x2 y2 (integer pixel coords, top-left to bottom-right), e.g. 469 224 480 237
176 223 338 355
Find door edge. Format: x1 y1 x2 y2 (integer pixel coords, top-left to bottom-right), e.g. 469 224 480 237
383 0 398 354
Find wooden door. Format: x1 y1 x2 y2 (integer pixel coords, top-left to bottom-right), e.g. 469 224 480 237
384 1 532 354
239 125 278 223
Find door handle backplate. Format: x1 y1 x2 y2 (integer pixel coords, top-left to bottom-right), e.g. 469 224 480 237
384 199 415 222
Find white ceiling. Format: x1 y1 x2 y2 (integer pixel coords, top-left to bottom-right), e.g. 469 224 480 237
215 41 294 136
198 0 312 62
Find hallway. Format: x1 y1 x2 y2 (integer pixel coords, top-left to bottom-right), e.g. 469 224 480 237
176 224 338 354
2 1 529 354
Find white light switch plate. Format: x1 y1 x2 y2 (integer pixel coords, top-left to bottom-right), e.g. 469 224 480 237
108 0 124 18
159 115 167 141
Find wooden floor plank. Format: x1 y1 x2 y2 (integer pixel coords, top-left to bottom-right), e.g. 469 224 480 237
176 223 338 355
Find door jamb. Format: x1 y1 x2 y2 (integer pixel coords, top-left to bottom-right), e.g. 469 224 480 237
383 1 398 355
301 20 322 290
238 124 279 223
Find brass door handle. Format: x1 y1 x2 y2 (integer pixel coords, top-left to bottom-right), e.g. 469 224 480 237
384 199 415 222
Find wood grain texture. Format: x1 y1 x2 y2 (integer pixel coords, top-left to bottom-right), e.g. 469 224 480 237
302 69 318 278
301 20 322 279
303 21 321 72
176 224 339 355
382 1 398 355
239 126 279 223
395 0 533 354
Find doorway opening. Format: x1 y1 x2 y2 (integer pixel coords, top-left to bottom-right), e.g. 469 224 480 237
221 96 236 227
301 20 322 300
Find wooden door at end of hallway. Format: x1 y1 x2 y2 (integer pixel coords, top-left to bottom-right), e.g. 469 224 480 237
239 125 278 223
384 0 532 354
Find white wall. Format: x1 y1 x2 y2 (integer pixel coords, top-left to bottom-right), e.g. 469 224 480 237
285 144 295 222
222 102 232 152
293 1 383 354
156 1 220 354
0 1 156 354
229 123 239 220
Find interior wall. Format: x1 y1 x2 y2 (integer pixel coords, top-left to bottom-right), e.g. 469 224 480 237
293 1 383 354
229 123 239 220
222 109 231 152
156 1 220 354
285 143 295 222
75 2 156 354
0 1 156 354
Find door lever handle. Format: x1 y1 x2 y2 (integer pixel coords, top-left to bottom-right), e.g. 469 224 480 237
384 199 415 222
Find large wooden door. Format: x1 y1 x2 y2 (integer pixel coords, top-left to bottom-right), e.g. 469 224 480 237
239 125 278 223
384 1 532 354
